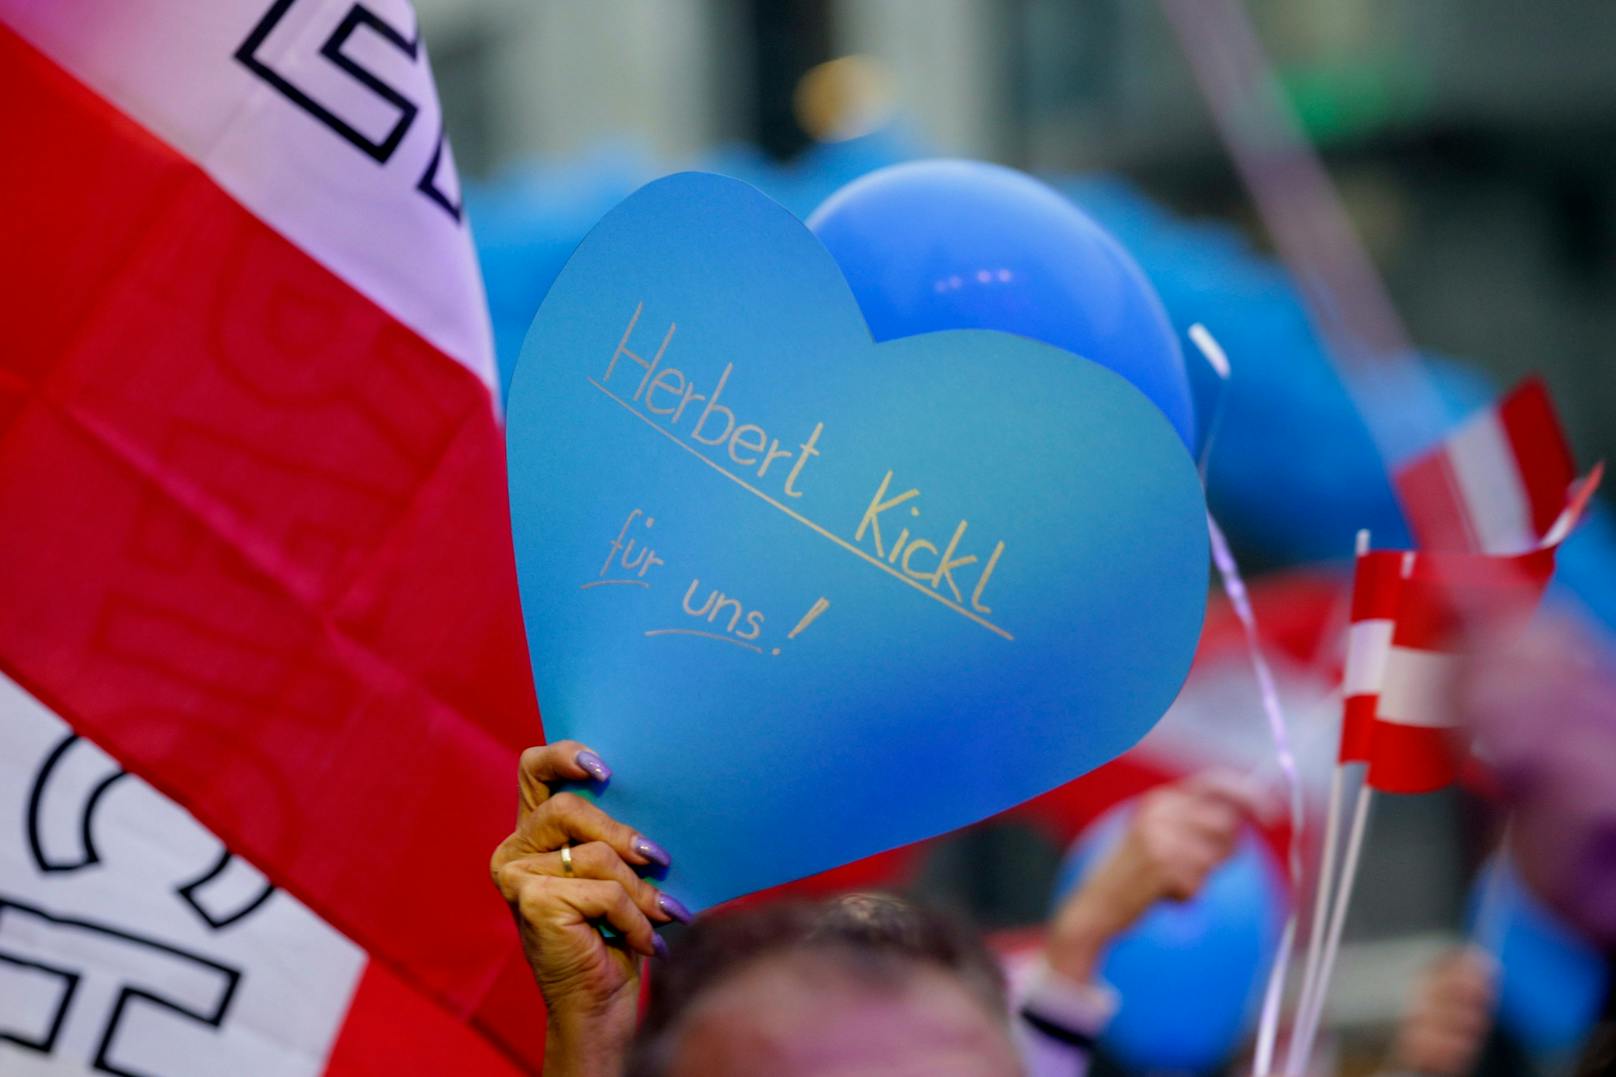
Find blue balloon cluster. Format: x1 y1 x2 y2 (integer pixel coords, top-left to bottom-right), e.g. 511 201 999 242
468 139 1616 629
1054 806 1288 1073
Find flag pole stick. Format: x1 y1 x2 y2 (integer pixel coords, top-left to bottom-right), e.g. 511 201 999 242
1283 528 1370 1076
1190 328 1302 1077
1252 913 1297 1076
1284 765 1347 1075
1291 784 1375 1070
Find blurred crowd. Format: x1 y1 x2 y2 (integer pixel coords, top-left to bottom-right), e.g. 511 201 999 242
463 141 1616 1076
493 665 1616 1076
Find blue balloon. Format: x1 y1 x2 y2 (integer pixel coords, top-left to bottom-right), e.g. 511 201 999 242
808 160 1197 450
1055 805 1288 1073
1470 858 1608 1056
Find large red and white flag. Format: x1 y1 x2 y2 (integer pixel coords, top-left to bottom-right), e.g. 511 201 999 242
1 2 542 1070
1 672 520 1075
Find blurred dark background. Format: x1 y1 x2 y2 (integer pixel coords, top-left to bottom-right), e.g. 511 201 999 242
421 0 1616 474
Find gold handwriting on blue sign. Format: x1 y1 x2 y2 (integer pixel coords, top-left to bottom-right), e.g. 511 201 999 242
591 302 1013 640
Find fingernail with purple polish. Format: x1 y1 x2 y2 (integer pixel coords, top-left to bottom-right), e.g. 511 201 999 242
657 893 693 924
652 933 670 959
632 835 671 868
575 750 611 783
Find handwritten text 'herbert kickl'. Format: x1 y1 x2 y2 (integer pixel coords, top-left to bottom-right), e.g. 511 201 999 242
588 304 1010 638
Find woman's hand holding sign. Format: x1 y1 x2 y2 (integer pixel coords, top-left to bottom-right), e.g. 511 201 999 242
489 741 689 1077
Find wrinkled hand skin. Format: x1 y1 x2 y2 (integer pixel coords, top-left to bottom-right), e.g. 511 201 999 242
1387 948 1496 1077
490 741 675 1077
1044 771 1265 983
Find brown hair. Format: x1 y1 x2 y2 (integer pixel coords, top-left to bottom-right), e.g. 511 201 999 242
628 892 1007 1075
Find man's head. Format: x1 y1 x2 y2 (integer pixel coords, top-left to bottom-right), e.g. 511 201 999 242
628 894 1019 1077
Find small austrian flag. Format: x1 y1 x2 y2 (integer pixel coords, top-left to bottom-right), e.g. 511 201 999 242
1395 377 1575 555
1364 464 1602 793
1338 550 1408 765
1367 546 1554 792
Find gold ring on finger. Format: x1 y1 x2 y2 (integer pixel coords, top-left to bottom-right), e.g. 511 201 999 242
560 844 574 875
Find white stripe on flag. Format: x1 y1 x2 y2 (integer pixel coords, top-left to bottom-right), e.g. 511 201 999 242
1447 410 1534 554
1 0 496 394
1375 646 1462 729
1342 619 1394 696
0 673 366 1075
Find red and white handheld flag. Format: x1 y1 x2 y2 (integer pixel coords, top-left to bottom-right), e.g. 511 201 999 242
1337 550 1407 766
1366 545 1555 793
2 1 541 1070
1352 464 1602 793
1297 392 1598 1074
1394 377 1576 555
1335 377 1595 790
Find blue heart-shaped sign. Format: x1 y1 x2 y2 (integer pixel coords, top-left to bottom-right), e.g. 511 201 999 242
508 173 1207 912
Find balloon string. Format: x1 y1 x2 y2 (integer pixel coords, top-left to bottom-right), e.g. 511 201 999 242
1159 0 1448 466
1189 323 1232 483
1207 512 1304 1076
1283 527 1368 1075
1285 764 1351 1076
1192 330 1303 1074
